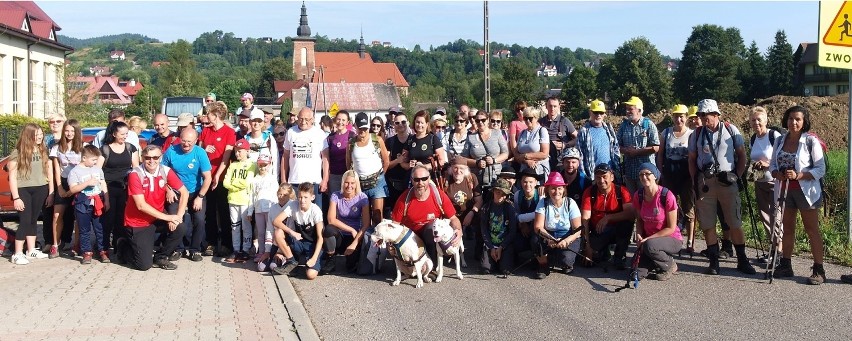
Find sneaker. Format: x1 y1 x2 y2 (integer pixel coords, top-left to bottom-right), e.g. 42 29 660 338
807 266 826 285
773 263 794 278
203 246 215 257
155 258 178 270
48 245 59 259
560 266 574 275
235 252 250 263
27 249 49 259
737 261 757 275
840 274 852 284
535 265 549 280
224 253 237 263
190 252 203 262
651 263 677 281
99 251 111 263
273 258 299 276
168 251 182 262
321 257 337 274
613 256 627 271
11 253 29 265
257 261 268 272
81 252 93 265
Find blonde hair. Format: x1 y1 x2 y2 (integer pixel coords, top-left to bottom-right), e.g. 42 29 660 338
128 116 147 132
341 169 362 194
278 183 295 200
750 106 768 120
45 113 67 122
523 107 542 119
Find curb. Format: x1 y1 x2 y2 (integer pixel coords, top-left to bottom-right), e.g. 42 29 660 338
269 274 321 341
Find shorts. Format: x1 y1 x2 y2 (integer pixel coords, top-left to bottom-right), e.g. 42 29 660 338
785 188 822 211
287 236 323 272
54 178 72 206
362 174 388 200
696 177 742 231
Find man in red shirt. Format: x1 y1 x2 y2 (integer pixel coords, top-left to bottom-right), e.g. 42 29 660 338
391 165 462 263
199 101 236 256
119 145 188 271
580 163 635 269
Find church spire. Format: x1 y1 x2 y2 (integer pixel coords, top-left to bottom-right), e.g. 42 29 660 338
296 1 314 40
358 27 366 59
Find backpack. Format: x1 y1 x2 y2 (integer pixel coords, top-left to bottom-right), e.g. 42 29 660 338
349 132 380 153
694 121 738 169
635 186 674 230
749 126 786 148
101 143 138 165
402 181 446 218
589 184 626 214
805 132 829 206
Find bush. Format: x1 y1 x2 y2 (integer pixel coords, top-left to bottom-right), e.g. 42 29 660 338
0 114 49 158
823 150 847 216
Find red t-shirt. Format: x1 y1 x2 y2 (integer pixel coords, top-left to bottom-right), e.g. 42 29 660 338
391 187 457 234
125 168 185 228
581 185 632 227
199 124 236 176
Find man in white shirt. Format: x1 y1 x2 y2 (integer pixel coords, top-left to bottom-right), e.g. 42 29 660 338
92 109 142 151
281 107 330 211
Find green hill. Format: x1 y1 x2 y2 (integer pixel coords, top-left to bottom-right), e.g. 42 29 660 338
59 33 160 49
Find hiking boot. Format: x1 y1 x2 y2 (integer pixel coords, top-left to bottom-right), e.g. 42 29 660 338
99 251 111 263
273 258 299 276
155 257 178 270
48 245 59 259
773 263 794 278
203 246 214 257
321 256 337 274
190 252 203 262
704 259 720 275
560 266 574 275
841 274 852 284
612 256 627 271
168 251 182 262
11 253 30 265
807 265 826 285
81 252 93 265
224 253 237 263
535 264 549 279
736 261 757 275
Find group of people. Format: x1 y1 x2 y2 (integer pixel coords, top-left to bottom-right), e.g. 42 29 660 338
5 91 850 286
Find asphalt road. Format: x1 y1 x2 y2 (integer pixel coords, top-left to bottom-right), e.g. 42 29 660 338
289 240 852 340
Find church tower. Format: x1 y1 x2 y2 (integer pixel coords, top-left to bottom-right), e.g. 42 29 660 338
292 2 316 81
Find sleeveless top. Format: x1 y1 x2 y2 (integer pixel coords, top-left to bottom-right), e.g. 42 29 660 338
103 144 134 185
352 138 382 176
664 127 692 160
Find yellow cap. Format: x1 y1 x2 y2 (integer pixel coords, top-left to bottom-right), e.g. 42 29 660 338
687 105 699 118
623 96 643 110
589 100 606 113
671 104 688 115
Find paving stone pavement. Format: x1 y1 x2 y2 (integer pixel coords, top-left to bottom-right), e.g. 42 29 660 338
0 251 319 341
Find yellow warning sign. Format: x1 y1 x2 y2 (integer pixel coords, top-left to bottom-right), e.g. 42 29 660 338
328 102 339 117
820 1 852 69
823 2 852 47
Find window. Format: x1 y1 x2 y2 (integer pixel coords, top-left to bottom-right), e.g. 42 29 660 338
814 85 830 96
12 57 21 114
838 84 849 94
30 61 38 116
300 47 307 67
0 54 4 113
813 65 828 75
43 63 50 116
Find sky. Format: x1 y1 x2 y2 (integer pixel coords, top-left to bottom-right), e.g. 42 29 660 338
38 1 818 58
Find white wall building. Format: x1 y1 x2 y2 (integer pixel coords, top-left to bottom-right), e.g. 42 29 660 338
0 1 73 118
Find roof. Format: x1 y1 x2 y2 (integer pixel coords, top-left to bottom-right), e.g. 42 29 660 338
273 80 308 104
118 79 144 97
312 52 409 87
291 83 402 112
0 1 71 51
798 42 818 65
67 76 132 104
110 50 125 56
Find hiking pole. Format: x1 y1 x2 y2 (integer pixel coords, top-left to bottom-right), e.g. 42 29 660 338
766 178 788 283
743 178 767 259
614 243 643 292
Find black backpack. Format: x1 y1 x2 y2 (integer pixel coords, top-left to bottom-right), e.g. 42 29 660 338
749 126 786 148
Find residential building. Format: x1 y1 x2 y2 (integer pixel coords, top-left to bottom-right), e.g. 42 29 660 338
795 42 850 96
67 76 143 105
89 65 111 76
0 1 73 117
109 50 125 60
478 49 512 59
537 63 558 77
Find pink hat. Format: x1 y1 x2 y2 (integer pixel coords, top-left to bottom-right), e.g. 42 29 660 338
235 139 250 150
257 153 272 166
543 172 566 187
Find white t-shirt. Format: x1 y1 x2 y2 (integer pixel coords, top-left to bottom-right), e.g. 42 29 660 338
245 131 279 178
283 125 328 184
49 145 82 178
252 173 280 213
750 131 781 182
286 201 323 240
266 202 290 252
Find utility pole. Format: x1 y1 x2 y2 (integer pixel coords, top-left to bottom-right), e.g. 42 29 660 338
483 1 490 113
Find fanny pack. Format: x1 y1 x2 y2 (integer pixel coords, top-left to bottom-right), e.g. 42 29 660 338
360 171 382 190
716 171 738 187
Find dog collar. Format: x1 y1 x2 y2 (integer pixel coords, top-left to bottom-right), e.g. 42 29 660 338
393 228 413 251
438 233 458 252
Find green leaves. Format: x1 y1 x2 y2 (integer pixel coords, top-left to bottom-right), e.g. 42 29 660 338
597 37 672 113
674 24 745 104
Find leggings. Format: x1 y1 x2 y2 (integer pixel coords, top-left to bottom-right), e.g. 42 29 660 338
18 185 49 237
101 183 128 249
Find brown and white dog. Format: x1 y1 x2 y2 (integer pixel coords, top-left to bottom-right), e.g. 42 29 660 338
432 218 464 282
371 220 434 288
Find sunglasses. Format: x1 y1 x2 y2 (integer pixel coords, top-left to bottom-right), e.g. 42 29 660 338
523 116 535 122
475 118 488 123
412 176 429 183
639 172 655 177
592 112 606 116
49 120 64 124
274 132 287 137
143 156 161 161
394 121 408 125
456 119 467 123
205 100 214 103
490 119 502 124
435 125 446 129
371 124 383 128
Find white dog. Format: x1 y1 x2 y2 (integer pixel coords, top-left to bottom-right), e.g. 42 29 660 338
371 220 434 288
431 218 464 282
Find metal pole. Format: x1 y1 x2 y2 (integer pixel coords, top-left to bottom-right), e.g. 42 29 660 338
483 1 490 113
847 71 852 243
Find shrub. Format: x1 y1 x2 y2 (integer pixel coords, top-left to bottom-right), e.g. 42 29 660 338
0 114 50 158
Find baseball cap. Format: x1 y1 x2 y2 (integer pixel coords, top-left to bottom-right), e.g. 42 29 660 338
589 100 606 113
355 112 370 129
435 106 447 115
561 147 581 161
250 110 264 121
258 153 272 166
594 163 614 174
177 113 193 127
431 114 447 123
235 139 250 150
623 96 643 110
241 93 253 101
388 106 401 114
697 99 720 115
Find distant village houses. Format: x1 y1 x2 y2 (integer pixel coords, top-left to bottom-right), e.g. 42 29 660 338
67 76 144 106
110 50 126 60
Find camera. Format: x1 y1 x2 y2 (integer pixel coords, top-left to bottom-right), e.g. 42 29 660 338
702 163 719 179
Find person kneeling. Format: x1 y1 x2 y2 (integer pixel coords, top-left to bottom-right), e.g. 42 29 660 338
633 163 682 281
480 179 517 276
532 172 582 279
272 182 324 280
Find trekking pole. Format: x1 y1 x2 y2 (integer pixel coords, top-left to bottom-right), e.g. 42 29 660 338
614 243 643 292
765 178 788 283
743 178 767 259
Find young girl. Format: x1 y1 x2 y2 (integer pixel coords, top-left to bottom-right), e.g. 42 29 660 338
272 182 324 280
48 119 82 258
9 123 53 265
223 139 256 263
67 145 110 264
257 183 296 272
251 153 279 262
480 178 517 276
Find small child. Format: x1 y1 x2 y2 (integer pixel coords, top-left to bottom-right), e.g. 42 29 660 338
272 182 324 280
223 139 256 263
251 153 281 262
257 183 295 272
480 178 517 276
67 145 110 264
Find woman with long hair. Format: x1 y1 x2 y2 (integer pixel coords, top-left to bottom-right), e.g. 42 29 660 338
402 110 447 176
97 121 140 258
369 116 386 139
325 169 370 274
48 119 83 258
8 123 53 265
347 112 390 224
